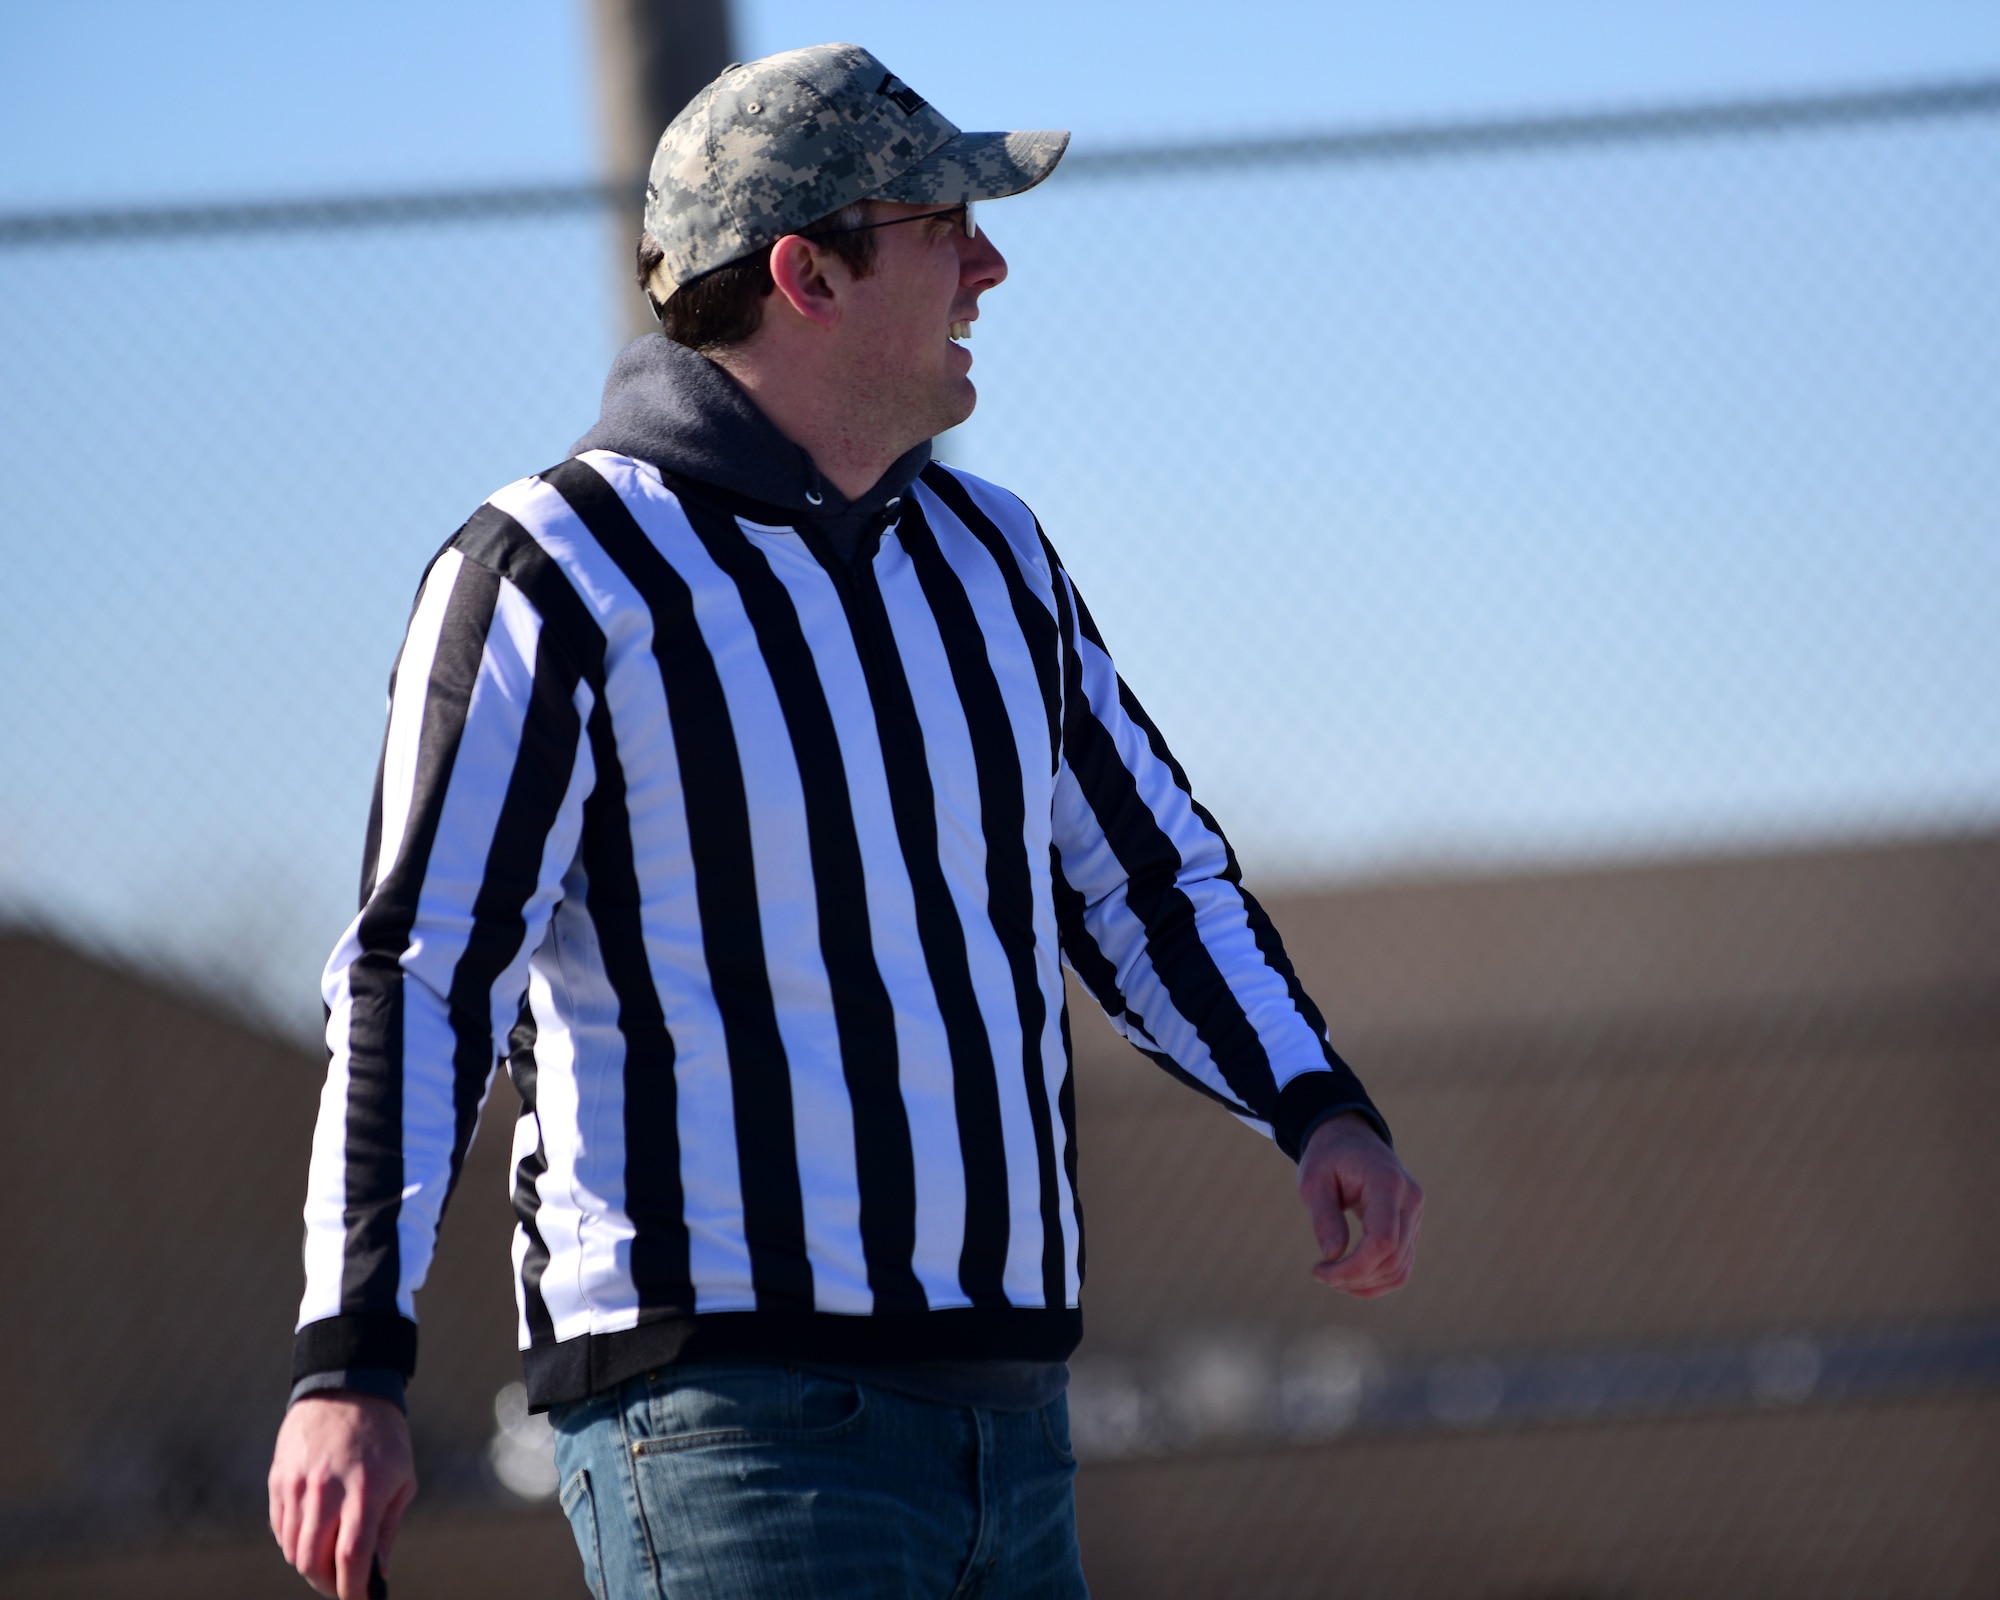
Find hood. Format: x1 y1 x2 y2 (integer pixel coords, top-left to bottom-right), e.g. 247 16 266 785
570 334 932 563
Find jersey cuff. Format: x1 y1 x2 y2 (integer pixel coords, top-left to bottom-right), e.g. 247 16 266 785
292 1313 419 1384
1271 1067 1391 1160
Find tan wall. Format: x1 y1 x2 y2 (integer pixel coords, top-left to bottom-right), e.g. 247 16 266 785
1066 832 2000 1597
6 830 1995 1596
0 931 554 1574
1072 1019 2000 1364
1254 831 2000 1034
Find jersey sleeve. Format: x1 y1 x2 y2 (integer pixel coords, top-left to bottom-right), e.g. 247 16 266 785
293 544 597 1386
1045 557 1389 1160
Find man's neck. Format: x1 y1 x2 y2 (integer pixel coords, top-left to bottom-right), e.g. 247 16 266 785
711 350 919 503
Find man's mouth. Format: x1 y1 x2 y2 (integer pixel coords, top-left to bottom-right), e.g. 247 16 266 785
949 320 971 341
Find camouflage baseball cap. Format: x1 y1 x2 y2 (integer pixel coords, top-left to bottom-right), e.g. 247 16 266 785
642 43 1070 296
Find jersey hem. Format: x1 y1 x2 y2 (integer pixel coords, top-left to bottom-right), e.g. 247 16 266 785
520 1306 1084 1410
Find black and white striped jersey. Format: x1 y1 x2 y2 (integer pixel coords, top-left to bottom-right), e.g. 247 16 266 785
295 452 1385 1405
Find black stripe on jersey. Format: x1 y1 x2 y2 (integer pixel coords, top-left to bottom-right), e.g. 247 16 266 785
507 996 558 1347
920 466 1063 773
578 688 696 1313
451 501 611 684
439 623 586 1207
1040 575 1142 1029
546 458 814 1313
822 523 1011 1308
1049 841 1124 1014
1055 994 1082 1288
358 728 390 909
1052 848 1257 1121
359 556 446 908
341 558 501 1314
901 500 1066 1311
685 501 926 1314
1051 574 1281 1120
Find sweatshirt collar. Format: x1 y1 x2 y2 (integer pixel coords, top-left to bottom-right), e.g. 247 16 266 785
569 333 933 543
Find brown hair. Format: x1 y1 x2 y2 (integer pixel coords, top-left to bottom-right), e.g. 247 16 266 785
640 204 878 353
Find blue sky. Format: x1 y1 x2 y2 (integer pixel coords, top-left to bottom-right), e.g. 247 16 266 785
3 1 1998 206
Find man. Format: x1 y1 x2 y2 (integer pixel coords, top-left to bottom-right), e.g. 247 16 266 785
270 42 1422 1600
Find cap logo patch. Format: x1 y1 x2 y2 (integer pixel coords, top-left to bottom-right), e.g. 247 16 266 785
876 73 928 116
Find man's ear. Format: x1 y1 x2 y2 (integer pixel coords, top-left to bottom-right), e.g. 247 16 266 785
768 236 845 331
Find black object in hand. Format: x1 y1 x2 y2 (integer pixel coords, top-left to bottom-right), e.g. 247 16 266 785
369 1554 389 1600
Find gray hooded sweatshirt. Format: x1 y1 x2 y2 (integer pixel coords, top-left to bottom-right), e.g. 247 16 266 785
571 335 933 568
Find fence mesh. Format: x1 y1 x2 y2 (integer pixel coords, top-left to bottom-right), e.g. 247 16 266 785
4 80 1997 1597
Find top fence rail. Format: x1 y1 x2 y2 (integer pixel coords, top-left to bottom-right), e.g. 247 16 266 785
4 75 1996 248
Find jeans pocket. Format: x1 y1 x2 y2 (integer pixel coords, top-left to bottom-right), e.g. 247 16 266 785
633 1368 867 1454
559 1467 607 1600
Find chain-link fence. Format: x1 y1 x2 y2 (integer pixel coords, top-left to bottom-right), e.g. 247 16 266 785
4 79 1997 1598
3 78 1995 1033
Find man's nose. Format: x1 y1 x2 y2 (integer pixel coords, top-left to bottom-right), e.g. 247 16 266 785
961 229 1007 291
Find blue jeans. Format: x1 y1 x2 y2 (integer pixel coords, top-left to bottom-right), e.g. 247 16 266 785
550 1366 1088 1599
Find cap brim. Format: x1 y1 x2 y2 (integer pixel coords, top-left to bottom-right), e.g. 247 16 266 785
872 129 1071 205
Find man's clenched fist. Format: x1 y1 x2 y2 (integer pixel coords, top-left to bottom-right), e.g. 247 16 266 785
1298 1111 1424 1297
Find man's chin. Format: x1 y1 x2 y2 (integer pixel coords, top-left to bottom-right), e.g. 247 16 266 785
935 377 977 436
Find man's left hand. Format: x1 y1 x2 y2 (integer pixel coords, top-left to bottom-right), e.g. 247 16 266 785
1298 1112 1424 1297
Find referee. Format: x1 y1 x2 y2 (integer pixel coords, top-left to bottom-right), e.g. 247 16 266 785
269 43 1422 1600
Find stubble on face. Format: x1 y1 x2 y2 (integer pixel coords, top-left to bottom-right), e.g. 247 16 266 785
829 211 992 456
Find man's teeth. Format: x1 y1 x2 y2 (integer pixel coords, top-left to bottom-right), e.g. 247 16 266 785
949 320 971 340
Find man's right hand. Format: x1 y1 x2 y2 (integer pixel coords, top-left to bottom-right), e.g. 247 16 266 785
268 1392 417 1599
